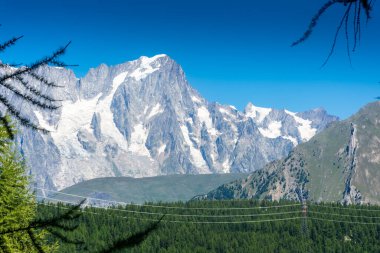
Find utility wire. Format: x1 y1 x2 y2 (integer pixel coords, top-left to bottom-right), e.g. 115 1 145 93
37 195 301 218
309 204 380 212
38 199 380 225
38 202 302 224
309 217 380 225
309 211 380 219
34 187 302 210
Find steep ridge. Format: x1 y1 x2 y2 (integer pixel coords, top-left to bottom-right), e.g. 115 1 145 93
9 55 338 190
202 102 380 204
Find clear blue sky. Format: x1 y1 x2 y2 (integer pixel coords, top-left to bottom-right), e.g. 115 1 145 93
1 0 379 119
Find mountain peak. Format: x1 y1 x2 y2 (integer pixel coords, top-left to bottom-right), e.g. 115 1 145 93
138 54 168 61
129 54 171 81
244 102 272 123
17 54 339 190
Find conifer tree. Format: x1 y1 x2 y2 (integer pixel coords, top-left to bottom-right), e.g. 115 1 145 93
0 29 71 139
0 118 55 252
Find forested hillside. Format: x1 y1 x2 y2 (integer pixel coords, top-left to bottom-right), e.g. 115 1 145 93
38 200 380 253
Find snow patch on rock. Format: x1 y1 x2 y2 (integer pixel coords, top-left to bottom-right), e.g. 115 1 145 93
95 71 129 150
180 125 208 170
258 121 282 139
34 111 54 132
157 144 166 155
129 123 151 157
285 110 317 141
282 135 298 146
52 94 102 156
197 106 218 136
245 103 272 123
222 159 230 173
147 103 164 119
130 55 166 80
191 95 202 104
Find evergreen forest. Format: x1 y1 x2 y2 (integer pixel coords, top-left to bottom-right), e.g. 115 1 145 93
38 200 380 253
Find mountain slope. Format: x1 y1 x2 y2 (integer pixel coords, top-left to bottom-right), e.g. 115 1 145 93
10 55 337 190
202 102 380 204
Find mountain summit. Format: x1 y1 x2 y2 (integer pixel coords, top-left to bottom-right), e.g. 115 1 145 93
15 55 338 190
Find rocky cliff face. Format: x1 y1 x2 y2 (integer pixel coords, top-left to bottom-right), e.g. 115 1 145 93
202 102 380 205
8 55 338 190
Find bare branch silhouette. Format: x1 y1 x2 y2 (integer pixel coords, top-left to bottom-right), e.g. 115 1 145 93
292 0 373 66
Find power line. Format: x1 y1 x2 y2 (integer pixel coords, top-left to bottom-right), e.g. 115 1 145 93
309 217 380 225
38 198 380 225
309 211 380 219
38 202 302 224
309 204 380 212
34 187 302 210
37 195 301 218
149 217 302 224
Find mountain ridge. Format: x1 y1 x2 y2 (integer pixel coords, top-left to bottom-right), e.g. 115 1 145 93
12 54 338 190
201 101 380 204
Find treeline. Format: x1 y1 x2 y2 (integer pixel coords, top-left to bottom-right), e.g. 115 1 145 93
37 200 380 253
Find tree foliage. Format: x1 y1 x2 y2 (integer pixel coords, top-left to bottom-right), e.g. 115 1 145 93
38 200 380 253
0 28 72 139
292 0 374 66
0 119 56 252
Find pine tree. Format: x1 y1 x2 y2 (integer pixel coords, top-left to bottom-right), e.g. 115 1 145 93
0 28 72 139
0 118 55 252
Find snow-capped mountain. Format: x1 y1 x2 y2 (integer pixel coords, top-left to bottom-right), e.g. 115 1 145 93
13 54 338 190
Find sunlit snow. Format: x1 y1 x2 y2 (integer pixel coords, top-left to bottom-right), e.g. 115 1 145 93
282 135 298 146
245 103 272 123
128 123 151 157
285 110 317 141
130 54 166 80
95 71 129 150
258 121 282 138
147 103 164 119
180 125 208 170
197 106 219 136
191 95 202 104
34 71 131 157
157 144 166 155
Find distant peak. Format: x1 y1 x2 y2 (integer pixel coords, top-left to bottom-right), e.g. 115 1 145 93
245 102 270 112
245 102 272 123
138 54 169 62
129 54 170 81
310 107 326 113
153 53 168 58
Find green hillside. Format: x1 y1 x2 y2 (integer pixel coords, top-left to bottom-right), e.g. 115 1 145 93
60 173 249 204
